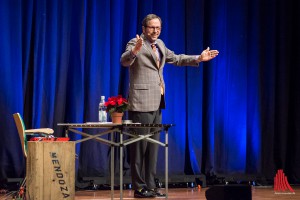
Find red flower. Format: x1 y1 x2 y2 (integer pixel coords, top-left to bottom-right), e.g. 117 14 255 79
105 95 129 114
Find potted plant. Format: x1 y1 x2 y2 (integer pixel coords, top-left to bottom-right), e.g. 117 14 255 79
105 95 129 123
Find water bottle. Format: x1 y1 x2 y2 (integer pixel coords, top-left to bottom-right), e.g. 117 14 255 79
98 96 107 122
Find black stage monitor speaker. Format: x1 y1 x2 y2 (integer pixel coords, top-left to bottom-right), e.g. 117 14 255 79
205 185 252 200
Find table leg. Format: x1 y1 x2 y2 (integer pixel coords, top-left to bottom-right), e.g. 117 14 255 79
111 133 114 200
165 129 168 198
120 131 123 200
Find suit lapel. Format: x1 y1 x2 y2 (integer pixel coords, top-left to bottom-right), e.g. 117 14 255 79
147 44 158 67
156 41 164 68
141 34 162 70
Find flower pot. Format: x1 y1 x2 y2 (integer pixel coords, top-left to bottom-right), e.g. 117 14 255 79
111 112 124 124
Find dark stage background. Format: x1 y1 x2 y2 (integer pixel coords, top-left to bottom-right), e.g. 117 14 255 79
1 0 299 185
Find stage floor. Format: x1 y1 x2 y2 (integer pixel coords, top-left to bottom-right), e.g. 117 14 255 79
1 185 299 199
74 186 300 200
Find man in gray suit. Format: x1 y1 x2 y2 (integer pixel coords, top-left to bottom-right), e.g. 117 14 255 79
120 14 219 198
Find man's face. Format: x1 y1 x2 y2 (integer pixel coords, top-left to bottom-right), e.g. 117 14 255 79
142 18 161 43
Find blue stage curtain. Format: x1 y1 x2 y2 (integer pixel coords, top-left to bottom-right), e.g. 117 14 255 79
0 0 299 184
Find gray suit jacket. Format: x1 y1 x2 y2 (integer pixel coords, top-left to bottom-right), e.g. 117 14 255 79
120 34 199 112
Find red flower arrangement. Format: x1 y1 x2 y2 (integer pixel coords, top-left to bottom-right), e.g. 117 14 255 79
104 95 129 114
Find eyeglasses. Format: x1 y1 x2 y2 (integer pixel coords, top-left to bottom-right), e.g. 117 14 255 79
145 26 162 31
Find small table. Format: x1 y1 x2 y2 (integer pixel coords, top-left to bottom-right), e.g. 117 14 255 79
57 123 174 199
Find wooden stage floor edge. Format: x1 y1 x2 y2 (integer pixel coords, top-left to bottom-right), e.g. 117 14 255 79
74 186 300 200
1 185 299 199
